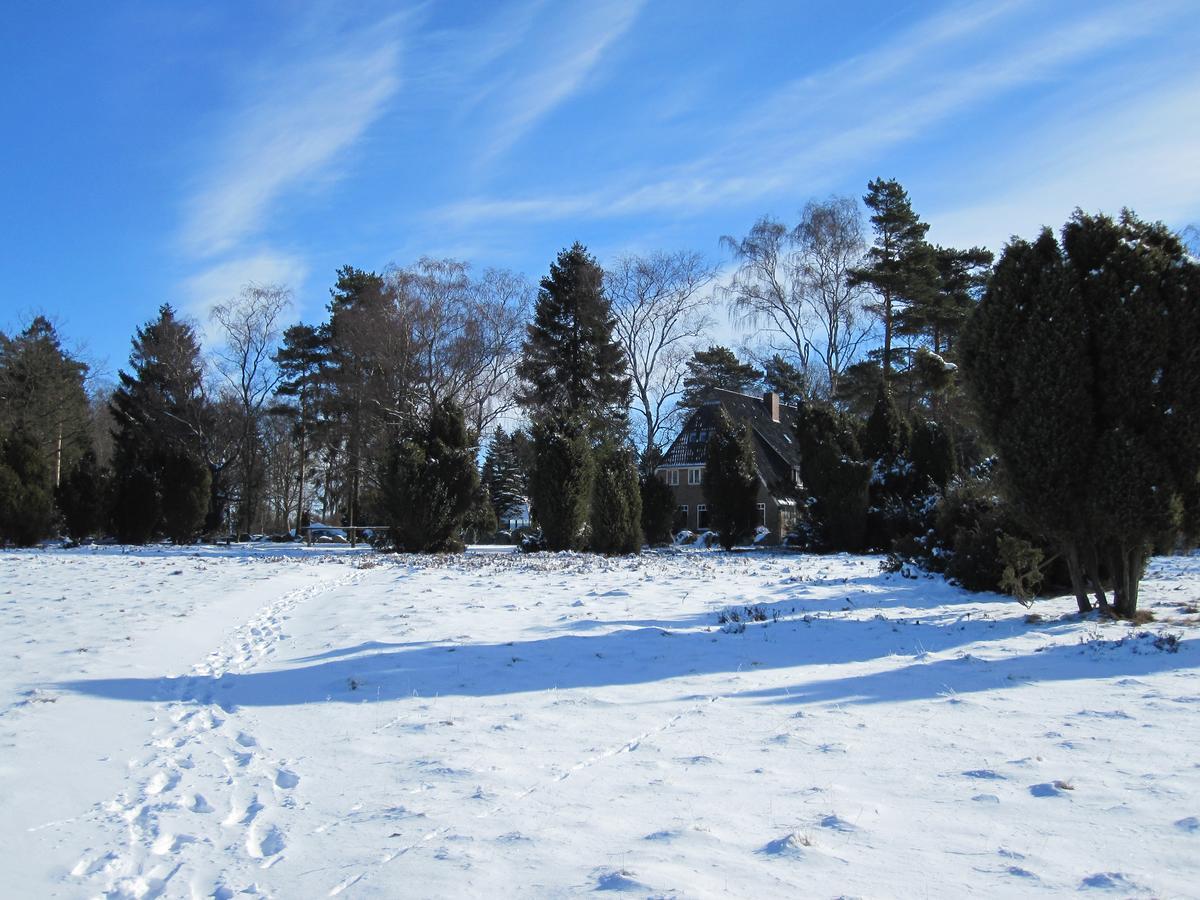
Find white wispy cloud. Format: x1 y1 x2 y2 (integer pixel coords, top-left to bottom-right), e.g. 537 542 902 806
180 21 403 260
182 250 308 340
433 0 1188 228
465 0 646 166
928 74 1200 251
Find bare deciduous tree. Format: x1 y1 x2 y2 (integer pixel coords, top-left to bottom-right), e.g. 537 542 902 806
211 283 291 532
722 197 871 398
607 250 717 463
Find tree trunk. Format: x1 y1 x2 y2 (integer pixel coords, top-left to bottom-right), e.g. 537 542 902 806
1066 544 1092 613
1084 545 1110 611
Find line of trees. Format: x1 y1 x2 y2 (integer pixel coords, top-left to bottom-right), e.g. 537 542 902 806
3 182 1197 616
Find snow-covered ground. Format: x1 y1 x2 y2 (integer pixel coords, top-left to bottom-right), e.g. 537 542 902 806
1 545 1197 898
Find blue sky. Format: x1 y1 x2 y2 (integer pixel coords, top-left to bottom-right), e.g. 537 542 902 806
2 0 1198 378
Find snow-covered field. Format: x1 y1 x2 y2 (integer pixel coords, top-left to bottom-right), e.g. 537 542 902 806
1 546 1197 899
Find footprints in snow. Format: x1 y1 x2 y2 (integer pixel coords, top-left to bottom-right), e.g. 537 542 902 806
68 574 356 897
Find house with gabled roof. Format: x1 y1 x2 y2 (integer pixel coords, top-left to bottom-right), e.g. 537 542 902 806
655 389 803 543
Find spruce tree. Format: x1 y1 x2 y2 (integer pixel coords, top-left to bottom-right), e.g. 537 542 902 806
481 426 528 525
849 179 937 380
679 346 762 408
529 414 593 551
704 410 759 550
110 305 211 544
961 210 1200 617
590 443 643 554
517 243 630 439
381 399 478 552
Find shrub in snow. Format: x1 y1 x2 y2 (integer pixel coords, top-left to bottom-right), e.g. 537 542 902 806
381 399 478 553
529 414 593 552
0 428 56 547
794 404 870 551
590 442 642 555
639 467 676 546
704 409 758 550
962 209 1200 617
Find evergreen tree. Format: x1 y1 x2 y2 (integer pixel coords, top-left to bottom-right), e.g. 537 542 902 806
272 323 329 532
639 470 677 545
849 179 937 380
762 355 810 405
704 410 758 550
590 443 643 554
110 305 211 544
381 399 478 552
56 449 107 541
909 418 956 491
679 346 762 408
863 382 910 463
0 428 56 546
481 426 528 525
517 243 630 439
529 414 593 551
795 405 871 551
897 245 993 357
961 210 1200 617
0 317 91 490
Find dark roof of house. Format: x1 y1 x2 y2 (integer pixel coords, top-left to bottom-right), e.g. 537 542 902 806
660 389 802 490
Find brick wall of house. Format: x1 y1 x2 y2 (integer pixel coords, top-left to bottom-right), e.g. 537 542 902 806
657 468 794 543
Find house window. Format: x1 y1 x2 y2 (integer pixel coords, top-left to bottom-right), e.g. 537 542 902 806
674 505 689 531
757 502 767 527
697 504 709 529
688 468 703 485
667 469 679 486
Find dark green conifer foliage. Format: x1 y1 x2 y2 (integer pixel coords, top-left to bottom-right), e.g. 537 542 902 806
961 210 1200 617
679 346 762 409
0 317 91 487
530 415 593 551
898 246 993 356
909 418 956 491
517 243 630 439
639 471 677 545
849 178 937 380
381 399 478 553
863 383 910 463
481 427 529 525
0 429 56 546
704 410 758 550
795 405 871 551
160 450 211 544
56 450 107 540
762 355 810 405
590 444 643 554
110 305 210 544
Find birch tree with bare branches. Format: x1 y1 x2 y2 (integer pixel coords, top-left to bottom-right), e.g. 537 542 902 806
607 251 717 464
722 197 871 398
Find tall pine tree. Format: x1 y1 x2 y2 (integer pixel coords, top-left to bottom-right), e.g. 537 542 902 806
679 346 762 409
849 179 937 381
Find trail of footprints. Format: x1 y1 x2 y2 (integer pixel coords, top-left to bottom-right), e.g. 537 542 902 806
69 573 359 899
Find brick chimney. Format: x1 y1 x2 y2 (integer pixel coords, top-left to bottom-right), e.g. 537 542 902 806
763 391 780 423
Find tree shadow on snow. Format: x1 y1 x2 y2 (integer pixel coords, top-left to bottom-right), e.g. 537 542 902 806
54 599 1195 709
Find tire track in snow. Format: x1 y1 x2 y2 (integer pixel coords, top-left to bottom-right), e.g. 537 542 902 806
69 563 365 900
